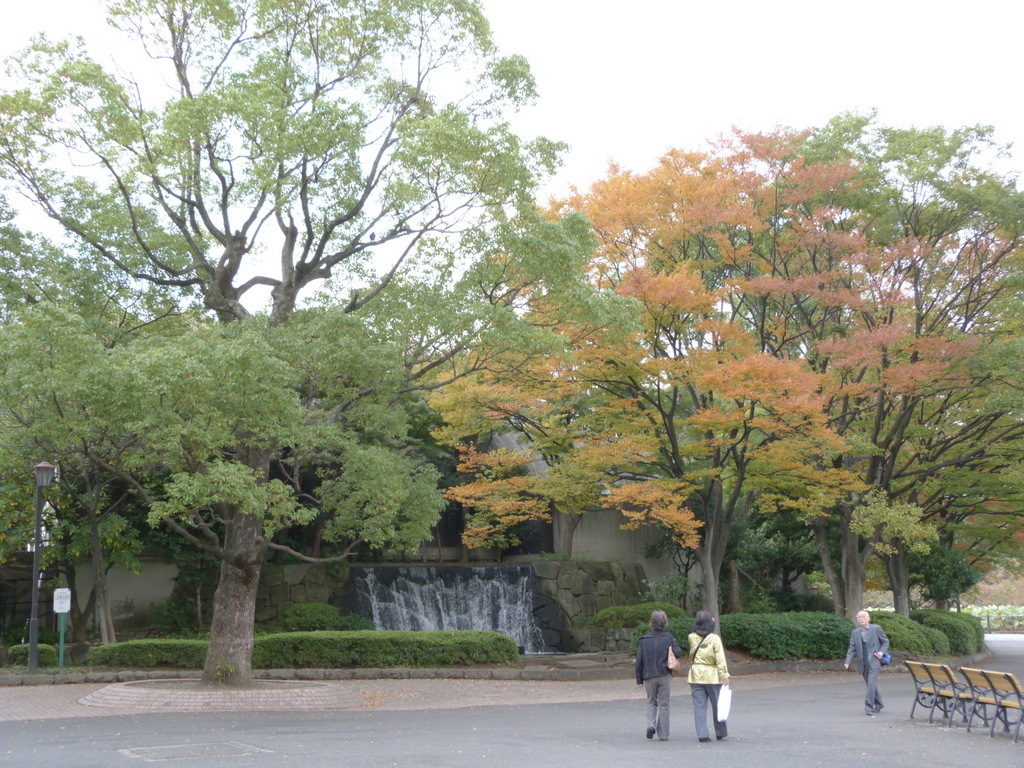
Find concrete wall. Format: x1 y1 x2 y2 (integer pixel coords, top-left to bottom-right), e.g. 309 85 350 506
553 508 676 584
70 558 178 632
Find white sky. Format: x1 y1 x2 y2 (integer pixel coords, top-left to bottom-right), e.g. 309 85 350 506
2 0 1020 198
481 0 1023 196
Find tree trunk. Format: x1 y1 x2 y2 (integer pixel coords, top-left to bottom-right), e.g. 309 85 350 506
87 508 117 644
839 521 871 620
810 519 846 616
65 563 97 644
722 559 743 614
697 547 721 619
885 547 911 616
201 511 265 686
561 512 582 559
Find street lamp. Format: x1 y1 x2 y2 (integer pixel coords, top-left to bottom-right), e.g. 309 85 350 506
27 461 56 673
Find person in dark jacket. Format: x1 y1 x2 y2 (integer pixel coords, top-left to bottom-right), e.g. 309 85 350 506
844 610 890 715
635 610 684 741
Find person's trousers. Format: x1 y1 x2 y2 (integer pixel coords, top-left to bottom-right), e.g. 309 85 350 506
862 665 883 711
644 674 672 740
690 683 728 740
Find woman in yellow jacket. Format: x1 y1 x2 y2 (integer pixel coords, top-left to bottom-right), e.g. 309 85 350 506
687 610 730 742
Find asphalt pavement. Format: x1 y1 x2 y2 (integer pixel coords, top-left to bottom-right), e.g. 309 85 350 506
0 635 1021 767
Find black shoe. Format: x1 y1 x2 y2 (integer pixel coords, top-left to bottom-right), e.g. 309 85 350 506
646 727 655 740
699 737 711 742
717 735 727 740
865 710 875 716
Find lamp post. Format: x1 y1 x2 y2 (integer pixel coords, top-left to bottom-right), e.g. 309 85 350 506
27 461 56 673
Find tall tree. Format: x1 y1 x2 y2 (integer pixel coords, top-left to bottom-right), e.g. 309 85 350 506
0 0 568 685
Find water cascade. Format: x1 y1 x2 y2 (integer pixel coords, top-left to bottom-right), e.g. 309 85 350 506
345 565 548 654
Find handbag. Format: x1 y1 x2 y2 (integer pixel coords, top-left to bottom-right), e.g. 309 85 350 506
667 645 680 674
716 685 732 721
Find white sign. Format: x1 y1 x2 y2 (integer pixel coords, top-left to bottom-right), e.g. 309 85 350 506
53 588 71 614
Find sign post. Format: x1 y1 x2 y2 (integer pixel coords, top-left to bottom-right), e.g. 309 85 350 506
53 588 71 670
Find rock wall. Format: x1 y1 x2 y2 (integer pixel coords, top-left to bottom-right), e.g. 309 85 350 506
530 559 646 652
250 559 644 654
254 564 348 623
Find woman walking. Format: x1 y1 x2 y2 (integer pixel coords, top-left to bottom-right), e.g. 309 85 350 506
635 610 684 741
687 610 730 742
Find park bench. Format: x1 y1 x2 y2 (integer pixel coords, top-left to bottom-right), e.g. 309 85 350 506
905 661 938 720
961 667 999 736
904 661 973 726
982 670 1024 742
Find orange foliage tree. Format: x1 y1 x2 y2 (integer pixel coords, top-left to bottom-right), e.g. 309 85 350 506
436 116 1024 618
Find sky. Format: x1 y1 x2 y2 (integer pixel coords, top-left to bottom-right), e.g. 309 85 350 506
1 0 1020 199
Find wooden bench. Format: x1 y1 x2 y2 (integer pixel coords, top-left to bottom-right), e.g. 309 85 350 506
904 661 973 726
983 670 1024 742
905 661 939 720
961 667 999 736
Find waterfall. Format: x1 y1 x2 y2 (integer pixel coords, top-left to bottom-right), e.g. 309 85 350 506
346 565 548 654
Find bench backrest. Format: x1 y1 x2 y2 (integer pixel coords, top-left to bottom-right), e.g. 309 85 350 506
984 670 1024 698
925 663 961 688
905 660 932 685
960 667 994 695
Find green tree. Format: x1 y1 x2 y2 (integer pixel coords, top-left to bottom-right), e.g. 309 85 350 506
0 0 570 685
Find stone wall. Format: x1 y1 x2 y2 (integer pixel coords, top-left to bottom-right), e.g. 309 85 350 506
530 559 646 652
249 559 644 653
254 564 348 624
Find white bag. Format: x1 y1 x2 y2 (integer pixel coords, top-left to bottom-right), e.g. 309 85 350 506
716 685 732 721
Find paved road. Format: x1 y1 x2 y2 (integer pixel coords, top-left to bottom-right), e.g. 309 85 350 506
1 635 1021 767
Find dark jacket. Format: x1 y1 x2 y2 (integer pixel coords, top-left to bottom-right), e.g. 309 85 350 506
845 623 890 674
635 629 684 684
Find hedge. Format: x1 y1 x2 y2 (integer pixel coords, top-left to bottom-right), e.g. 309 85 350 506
910 609 984 655
591 602 687 629
86 631 519 669
917 625 951 656
283 603 343 631
87 639 209 668
7 643 58 667
252 630 519 668
869 612 937 656
719 612 853 660
631 612 853 659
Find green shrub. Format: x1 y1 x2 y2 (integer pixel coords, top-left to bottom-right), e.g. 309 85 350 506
251 630 519 669
628 614 695 653
771 592 835 614
5 625 59 647
336 614 375 631
910 609 983 655
870 611 936 656
917 625 951 656
149 597 204 637
87 639 209 668
283 602 342 631
7 643 57 668
591 602 687 629
631 612 853 659
719 612 853 660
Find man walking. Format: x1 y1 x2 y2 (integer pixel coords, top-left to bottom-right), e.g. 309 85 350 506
844 610 890 715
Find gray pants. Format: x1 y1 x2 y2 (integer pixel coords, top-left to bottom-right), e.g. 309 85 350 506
644 674 672 740
862 666 883 711
690 683 728 740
